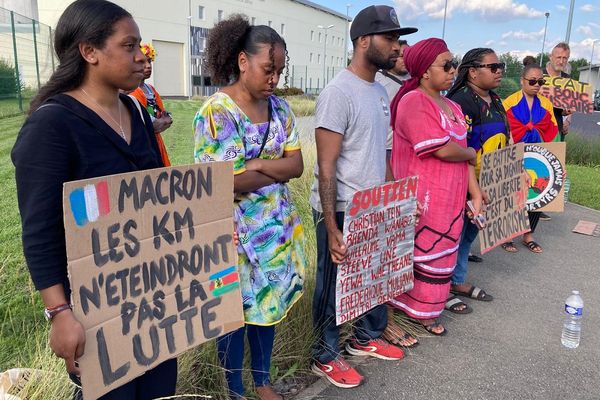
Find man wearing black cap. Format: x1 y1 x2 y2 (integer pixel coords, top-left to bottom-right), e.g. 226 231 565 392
310 5 417 389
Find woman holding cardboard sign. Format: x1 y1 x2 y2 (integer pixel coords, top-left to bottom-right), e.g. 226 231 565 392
193 15 306 400
503 61 559 253
11 0 176 398
388 38 480 335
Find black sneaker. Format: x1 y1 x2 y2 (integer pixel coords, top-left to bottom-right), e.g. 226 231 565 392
539 212 551 221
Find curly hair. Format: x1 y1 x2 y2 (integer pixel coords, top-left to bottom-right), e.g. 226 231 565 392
205 14 288 86
446 47 495 98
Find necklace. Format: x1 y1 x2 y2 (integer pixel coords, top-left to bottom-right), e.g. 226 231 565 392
80 88 127 141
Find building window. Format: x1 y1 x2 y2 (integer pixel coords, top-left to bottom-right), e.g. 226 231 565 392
331 56 334 65
268 20 272 27
337 37 341 46
318 54 321 64
318 32 322 42
217 10 224 22
311 30 314 41
198 6 204 19
310 53 313 63
198 37 205 52
281 23 285 35
251 17 256 25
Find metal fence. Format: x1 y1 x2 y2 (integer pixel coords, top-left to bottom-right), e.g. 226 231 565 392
0 7 54 116
289 65 343 94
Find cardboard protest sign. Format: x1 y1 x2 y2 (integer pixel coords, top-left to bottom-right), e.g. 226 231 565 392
63 162 244 399
478 145 530 254
572 220 600 237
524 142 566 212
335 177 417 326
541 76 594 114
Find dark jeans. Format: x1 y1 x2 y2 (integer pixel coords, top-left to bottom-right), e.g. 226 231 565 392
71 358 177 400
452 215 479 285
312 209 388 364
217 324 275 398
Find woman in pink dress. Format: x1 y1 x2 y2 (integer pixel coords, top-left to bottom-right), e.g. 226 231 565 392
388 38 482 335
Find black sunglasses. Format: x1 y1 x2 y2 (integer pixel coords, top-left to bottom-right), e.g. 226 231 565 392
432 60 458 72
473 62 506 73
525 78 546 86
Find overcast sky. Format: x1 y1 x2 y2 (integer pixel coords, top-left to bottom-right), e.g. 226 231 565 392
320 0 600 61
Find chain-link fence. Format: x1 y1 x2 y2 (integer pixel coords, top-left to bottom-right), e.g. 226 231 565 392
0 7 54 117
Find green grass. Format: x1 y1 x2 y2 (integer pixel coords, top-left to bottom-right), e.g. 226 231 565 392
567 164 600 210
1 99 599 399
566 131 600 167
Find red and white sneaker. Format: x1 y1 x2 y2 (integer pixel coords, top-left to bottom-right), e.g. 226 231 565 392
311 357 364 388
345 338 405 360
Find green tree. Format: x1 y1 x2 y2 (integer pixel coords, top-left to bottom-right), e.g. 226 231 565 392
567 58 589 80
0 59 18 98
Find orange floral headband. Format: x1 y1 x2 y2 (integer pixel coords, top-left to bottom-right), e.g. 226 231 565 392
140 43 156 61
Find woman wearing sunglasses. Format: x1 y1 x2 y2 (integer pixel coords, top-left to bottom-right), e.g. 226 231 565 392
503 61 559 254
388 38 478 335
442 48 509 313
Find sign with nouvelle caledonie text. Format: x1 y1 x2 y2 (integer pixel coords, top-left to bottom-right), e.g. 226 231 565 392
335 177 417 326
63 162 244 399
478 144 530 254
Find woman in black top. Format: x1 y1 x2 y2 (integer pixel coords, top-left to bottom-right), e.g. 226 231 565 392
11 0 176 398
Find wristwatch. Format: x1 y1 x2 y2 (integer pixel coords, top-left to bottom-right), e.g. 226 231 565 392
44 303 72 321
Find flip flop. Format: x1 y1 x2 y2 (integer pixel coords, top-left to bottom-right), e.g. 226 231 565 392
501 241 518 253
451 285 494 302
523 240 543 253
445 295 473 314
421 320 447 336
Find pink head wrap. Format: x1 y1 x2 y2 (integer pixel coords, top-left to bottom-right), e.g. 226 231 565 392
390 38 450 123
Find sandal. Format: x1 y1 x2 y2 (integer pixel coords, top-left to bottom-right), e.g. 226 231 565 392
523 240 543 253
383 321 419 348
445 295 473 314
501 241 518 253
421 319 447 336
451 285 493 302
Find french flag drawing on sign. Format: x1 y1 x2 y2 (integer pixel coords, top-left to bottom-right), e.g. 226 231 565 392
69 181 111 226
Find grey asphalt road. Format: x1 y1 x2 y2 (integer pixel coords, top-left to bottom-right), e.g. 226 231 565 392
571 111 600 139
296 203 600 400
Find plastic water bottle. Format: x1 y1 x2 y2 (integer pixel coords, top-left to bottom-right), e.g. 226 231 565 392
563 176 571 203
561 290 583 348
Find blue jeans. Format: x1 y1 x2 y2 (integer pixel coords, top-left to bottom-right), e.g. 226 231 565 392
217 324 275 398
312 209 388 364
452 216 479 285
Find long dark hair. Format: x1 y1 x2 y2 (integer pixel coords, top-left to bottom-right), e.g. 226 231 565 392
28 0 131 114
205 14 289 86
446 47 495 98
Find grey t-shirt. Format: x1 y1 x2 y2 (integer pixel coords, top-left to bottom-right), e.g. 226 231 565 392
310 69 390 212
375 70 410 150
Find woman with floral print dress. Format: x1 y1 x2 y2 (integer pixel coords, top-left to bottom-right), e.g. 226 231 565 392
193 14 306 400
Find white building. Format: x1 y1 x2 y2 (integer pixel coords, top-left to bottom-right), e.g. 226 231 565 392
37 0 350 96
579 65 600 95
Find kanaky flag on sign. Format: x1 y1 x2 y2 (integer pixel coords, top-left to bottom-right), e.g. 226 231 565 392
68 181 110 226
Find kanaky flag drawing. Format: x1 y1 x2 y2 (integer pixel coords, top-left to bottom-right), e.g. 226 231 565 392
68 181 111 226
209 266 240 297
